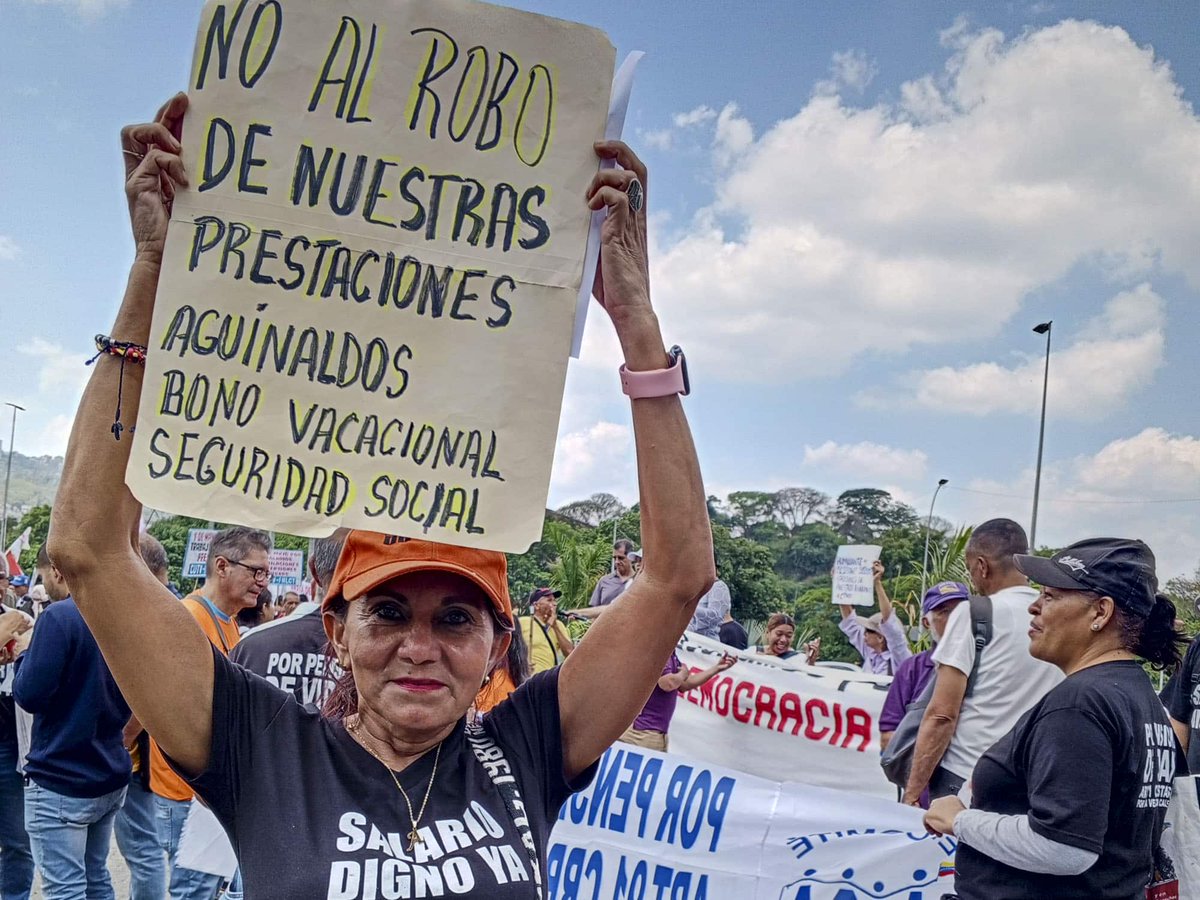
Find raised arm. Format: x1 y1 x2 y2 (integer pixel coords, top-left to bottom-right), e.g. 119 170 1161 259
678 654 736 691
47 95 215 777
558 142 715 780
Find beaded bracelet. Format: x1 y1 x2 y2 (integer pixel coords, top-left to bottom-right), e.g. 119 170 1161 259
86 334 148 441
90 334 148 364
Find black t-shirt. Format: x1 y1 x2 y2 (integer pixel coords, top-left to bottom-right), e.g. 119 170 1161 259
228 608 340 708
719 620 749 650
958 661 1181 900
188 646 595 899
1161 634 1200 777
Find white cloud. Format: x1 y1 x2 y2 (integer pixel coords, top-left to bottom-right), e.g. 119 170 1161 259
0 237 19 260
18 413 74 458
815 50 879 96
640 128 674 152
802 440 929 482
712 103 754 167
20 0 129 17
19 338 91 396
649 21 1200 381
674 106 718 128
863 283 1165 417
549 420 635 504
944 427 1200 577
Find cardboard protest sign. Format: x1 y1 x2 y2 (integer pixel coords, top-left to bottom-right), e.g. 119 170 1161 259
832 544 882 606
181 527 304 589
127 0 616 552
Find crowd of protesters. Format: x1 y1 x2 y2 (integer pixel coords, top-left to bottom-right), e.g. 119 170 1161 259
3 515 1194 898
0 92 1196 900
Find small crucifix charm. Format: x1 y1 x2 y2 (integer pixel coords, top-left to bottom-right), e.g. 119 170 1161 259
406 827 424 851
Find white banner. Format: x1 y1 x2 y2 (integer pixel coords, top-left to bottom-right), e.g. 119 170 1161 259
549 744 957 899
671 633 895 799
181 527 305 589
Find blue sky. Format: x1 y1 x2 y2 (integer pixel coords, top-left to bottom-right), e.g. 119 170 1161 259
2 0 1199 576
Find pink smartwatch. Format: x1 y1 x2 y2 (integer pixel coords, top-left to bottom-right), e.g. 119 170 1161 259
619 345 690 399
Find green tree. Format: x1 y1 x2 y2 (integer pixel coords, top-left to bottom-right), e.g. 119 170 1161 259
542 521 609 610
773 487 830 530
775 523 842 580
13 504 52 572
146 514 211 587
832 488 917 540
1166 563 1200 636
793 580 860 663
725 491 777 537
712 523 784 622
556 492 628 527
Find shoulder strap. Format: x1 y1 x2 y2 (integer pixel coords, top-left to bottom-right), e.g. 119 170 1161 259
965 594 993 697
465 723 543 899
197 599 233 655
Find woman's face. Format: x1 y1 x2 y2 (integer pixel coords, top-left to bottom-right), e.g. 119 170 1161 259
864 629 887 654
1028 586 1095 667
767 624 794 655
329 571 508 736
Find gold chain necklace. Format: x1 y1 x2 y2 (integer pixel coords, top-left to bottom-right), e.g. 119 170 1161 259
346 715 443 851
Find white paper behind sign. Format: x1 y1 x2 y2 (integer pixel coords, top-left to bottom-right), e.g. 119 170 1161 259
127 0 615 552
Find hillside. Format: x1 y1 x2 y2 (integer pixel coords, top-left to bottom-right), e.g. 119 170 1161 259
0 446 63 512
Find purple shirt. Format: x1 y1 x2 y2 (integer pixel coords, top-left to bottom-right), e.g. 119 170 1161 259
879 649 936 732
633 654 683 733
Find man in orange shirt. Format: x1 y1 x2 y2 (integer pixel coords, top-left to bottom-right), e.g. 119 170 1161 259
121 527 270 900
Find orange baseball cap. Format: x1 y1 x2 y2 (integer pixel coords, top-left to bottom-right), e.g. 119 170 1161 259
323 531 513 628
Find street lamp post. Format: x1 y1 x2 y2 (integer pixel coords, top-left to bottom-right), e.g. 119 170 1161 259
920 478 950 600
1030 322 1053 551
1 403 25 554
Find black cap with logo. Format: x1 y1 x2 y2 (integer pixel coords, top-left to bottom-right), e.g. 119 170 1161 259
1013 537 1158 617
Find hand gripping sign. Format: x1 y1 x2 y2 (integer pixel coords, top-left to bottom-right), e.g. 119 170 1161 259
127 0 615 552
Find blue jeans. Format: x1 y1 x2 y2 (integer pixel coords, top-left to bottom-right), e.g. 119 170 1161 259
24 781 126 900
0 734 33 900
113 778 165 900
153 796 222 900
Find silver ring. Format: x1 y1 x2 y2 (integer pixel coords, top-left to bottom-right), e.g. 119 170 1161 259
626 178 644 213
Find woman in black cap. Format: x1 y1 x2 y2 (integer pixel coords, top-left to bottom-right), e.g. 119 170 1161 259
924 537 1185 900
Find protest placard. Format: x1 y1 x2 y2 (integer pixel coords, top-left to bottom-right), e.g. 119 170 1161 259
181 527 304 590
832 544 882 606
127 0 616 553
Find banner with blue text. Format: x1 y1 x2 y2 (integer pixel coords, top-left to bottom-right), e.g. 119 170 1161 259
549 744 957 900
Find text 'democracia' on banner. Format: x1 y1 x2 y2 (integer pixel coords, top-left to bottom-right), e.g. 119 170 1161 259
126 0 615 552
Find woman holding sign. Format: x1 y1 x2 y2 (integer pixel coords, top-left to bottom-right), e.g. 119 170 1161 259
48 94 714 898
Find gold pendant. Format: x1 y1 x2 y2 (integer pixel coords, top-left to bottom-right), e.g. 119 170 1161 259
407 827 423 850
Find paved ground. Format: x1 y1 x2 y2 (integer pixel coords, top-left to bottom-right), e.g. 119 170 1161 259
30 838 131 899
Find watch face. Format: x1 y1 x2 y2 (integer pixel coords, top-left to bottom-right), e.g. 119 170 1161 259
669 344 691 395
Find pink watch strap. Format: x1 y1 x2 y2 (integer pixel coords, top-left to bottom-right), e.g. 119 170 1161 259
619 352 687 399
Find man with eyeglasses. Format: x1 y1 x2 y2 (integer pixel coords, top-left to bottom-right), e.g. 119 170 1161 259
136 526 272 900
588 539 637 610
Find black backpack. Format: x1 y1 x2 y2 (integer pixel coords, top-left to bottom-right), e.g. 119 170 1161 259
879 594 993 788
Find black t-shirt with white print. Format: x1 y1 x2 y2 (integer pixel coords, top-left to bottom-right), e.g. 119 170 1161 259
957 661 1181 900
228 608 340 708
1161 634 1200 777
187 645 595 900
